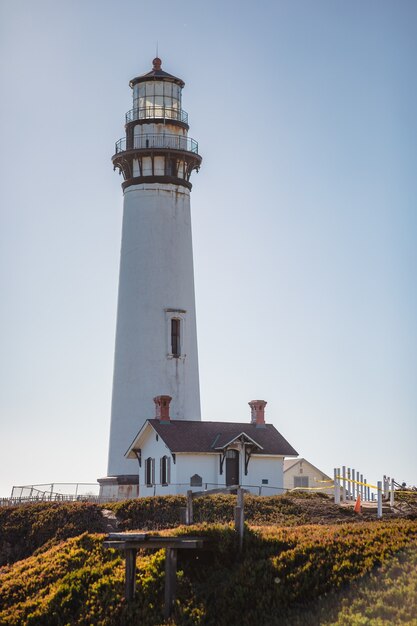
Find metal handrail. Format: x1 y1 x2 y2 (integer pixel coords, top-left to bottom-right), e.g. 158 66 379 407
115 133 199 155
126 106 188 124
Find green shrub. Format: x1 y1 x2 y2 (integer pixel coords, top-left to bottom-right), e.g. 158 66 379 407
0 502 105 566
107 493 360 531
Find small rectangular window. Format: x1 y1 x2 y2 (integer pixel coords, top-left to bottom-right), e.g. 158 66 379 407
262 479 269 485
294 476 309 488
171 318 181 358
165 158 177 177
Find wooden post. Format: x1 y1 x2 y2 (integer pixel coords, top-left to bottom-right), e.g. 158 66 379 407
186 490 193 525
125 548 137 601
341 466 346 502
234 487 245 551
164 547 178 619
360 474 363 500
377 481 383 518
334 468 340 505
390 477 395 507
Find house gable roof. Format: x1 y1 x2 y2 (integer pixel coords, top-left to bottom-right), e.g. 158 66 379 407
283 457 332 480
213 431 264 450
126 419 298 458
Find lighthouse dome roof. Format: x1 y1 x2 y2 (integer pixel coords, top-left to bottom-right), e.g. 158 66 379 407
129 58 185 88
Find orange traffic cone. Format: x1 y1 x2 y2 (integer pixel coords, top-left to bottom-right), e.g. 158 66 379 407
354 494 361 514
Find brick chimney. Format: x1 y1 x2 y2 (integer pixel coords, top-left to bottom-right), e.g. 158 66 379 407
249 400 267 428
153 395 172 423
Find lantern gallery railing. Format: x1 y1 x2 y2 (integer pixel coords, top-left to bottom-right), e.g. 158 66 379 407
125 106 188 124
115 134 199 155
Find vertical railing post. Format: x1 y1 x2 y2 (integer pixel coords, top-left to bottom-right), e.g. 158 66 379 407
352 469 356 500
390 478 395 507
186 490 193 525
342 466 346 503
360 474 363 500
377 481 383 518
334 468 340 505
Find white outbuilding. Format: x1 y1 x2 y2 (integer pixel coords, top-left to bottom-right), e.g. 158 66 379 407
283 458 332 493
117 396 298 498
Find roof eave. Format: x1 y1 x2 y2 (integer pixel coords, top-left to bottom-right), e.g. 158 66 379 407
125 421 172 458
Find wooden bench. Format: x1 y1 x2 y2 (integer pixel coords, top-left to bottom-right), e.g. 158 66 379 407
103 533 210 619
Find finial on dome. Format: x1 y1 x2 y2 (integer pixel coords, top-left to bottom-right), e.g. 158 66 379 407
152 57 162 70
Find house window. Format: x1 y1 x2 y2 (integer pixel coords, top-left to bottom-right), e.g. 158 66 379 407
145 457 155 486
262 479 269 485
160 455 171 486
294 476 309 488
171 318 181 358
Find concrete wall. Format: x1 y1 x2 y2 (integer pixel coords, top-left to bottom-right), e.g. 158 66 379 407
107 183 201 476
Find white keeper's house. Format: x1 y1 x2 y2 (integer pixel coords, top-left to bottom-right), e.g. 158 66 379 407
101 396 298 498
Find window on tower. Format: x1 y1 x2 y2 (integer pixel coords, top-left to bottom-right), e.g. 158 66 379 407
165 309 186 359
171 318 181 358
165 158 177 177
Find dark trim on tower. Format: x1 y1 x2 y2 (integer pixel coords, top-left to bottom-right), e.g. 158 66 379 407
122 176 192 191
125 118 189 132
112 149 202 187
130 74 184 89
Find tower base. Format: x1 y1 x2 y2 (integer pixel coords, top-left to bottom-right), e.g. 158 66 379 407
98 475 139 501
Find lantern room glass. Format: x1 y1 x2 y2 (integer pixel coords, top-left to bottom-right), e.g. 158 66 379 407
133 81 182 119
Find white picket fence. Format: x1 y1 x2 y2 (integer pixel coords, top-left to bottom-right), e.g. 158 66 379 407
333 467 395 518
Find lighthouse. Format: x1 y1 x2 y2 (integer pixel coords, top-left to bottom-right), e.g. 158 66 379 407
99 58 202 499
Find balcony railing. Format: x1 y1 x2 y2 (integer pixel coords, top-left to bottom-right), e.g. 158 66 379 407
115 133 199 155
125 106 188 124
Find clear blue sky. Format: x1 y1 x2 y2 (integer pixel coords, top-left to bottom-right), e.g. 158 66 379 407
1 0 416 496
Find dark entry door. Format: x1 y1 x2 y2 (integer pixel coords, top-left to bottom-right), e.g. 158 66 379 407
225 450 239 486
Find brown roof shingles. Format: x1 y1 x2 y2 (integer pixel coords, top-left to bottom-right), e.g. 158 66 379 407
148 420 298 456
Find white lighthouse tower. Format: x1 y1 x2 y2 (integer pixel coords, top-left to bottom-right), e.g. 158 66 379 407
100 58 202 499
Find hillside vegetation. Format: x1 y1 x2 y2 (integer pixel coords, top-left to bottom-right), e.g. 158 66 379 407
0 494 416 625
107 492 381 530
0 502 106 566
